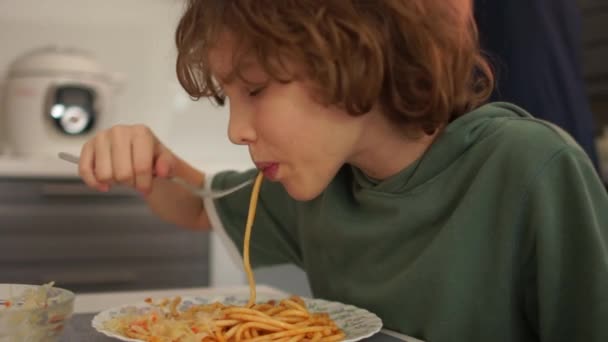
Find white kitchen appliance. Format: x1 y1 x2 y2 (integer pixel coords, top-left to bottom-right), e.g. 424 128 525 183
1 46 124 158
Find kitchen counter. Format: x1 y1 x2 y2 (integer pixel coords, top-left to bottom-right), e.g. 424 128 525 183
60 285 422 342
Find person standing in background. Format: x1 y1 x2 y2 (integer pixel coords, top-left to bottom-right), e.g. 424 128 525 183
474 0 600 169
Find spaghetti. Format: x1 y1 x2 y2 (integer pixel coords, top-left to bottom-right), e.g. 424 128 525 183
243 172 265 308
104 172 345 342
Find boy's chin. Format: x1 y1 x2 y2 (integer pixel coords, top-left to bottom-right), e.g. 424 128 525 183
283 182 324 202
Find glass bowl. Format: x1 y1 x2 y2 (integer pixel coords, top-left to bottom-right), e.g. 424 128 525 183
0 283 75 342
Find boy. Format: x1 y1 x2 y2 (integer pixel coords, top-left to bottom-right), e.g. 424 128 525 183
78 1 608 341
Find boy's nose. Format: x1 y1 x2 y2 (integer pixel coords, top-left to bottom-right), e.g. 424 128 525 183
228 105 256 145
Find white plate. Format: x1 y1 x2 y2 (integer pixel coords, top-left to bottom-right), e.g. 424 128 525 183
92 294 383 342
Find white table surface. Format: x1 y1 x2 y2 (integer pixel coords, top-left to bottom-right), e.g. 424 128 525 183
73 284 422 342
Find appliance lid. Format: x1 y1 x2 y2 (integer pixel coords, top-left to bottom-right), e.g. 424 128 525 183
7 46 110 79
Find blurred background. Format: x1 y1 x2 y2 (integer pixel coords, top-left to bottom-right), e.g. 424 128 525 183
0 0 606 297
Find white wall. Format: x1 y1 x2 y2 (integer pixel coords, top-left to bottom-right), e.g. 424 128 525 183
0 0 251 287
0 0 250 165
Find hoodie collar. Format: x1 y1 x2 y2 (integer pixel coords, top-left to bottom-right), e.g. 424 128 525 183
351 102 531 193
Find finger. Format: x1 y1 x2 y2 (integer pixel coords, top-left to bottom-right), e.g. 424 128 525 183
93 132 113 192
154 146 175 179
110 126 135 188
131 127 155 194
78 141 102 190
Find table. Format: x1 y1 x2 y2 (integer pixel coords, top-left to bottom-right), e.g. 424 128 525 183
59 285 423 342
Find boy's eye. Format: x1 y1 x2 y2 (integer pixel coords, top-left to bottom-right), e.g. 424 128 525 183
248 86 265 97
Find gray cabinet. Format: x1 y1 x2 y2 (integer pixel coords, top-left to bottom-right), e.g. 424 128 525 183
0 178 209 293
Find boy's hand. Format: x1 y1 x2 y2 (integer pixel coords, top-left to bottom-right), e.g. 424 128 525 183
78 124 175 195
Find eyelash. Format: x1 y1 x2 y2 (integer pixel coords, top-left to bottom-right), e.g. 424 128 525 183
248 86 265 97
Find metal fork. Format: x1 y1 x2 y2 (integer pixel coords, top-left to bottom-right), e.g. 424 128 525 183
57 152 253 199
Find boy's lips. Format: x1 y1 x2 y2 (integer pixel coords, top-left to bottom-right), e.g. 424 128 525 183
255 162 279 180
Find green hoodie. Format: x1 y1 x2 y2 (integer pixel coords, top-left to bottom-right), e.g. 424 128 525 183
208 102 608 342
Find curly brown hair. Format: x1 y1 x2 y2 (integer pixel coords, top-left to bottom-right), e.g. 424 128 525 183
175 0 494 134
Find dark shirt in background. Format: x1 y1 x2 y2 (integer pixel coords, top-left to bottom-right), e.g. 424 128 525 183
474 0 599 167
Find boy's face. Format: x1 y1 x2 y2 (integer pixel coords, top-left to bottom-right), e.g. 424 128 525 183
208 31 369 200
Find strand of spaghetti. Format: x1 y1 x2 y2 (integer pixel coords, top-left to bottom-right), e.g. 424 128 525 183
311 332 323 341
235 322 282 341
215 327 227 342
276 309 309 318
224 322 242 340
226 313 296 329
282 299 308 313
265 306 289 316
237 321 282 335
277 317 310 324
272 337 292 342
214 319 241 327
285 336 302 342
322 332 347 342
243 326 328 342
223 307 274 318
243 172 265 307
244 329 253 340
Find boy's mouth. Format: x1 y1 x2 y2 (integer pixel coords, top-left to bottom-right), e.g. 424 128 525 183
255 162 279 180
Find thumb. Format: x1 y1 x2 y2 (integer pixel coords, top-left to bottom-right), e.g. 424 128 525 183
154 148 176 178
